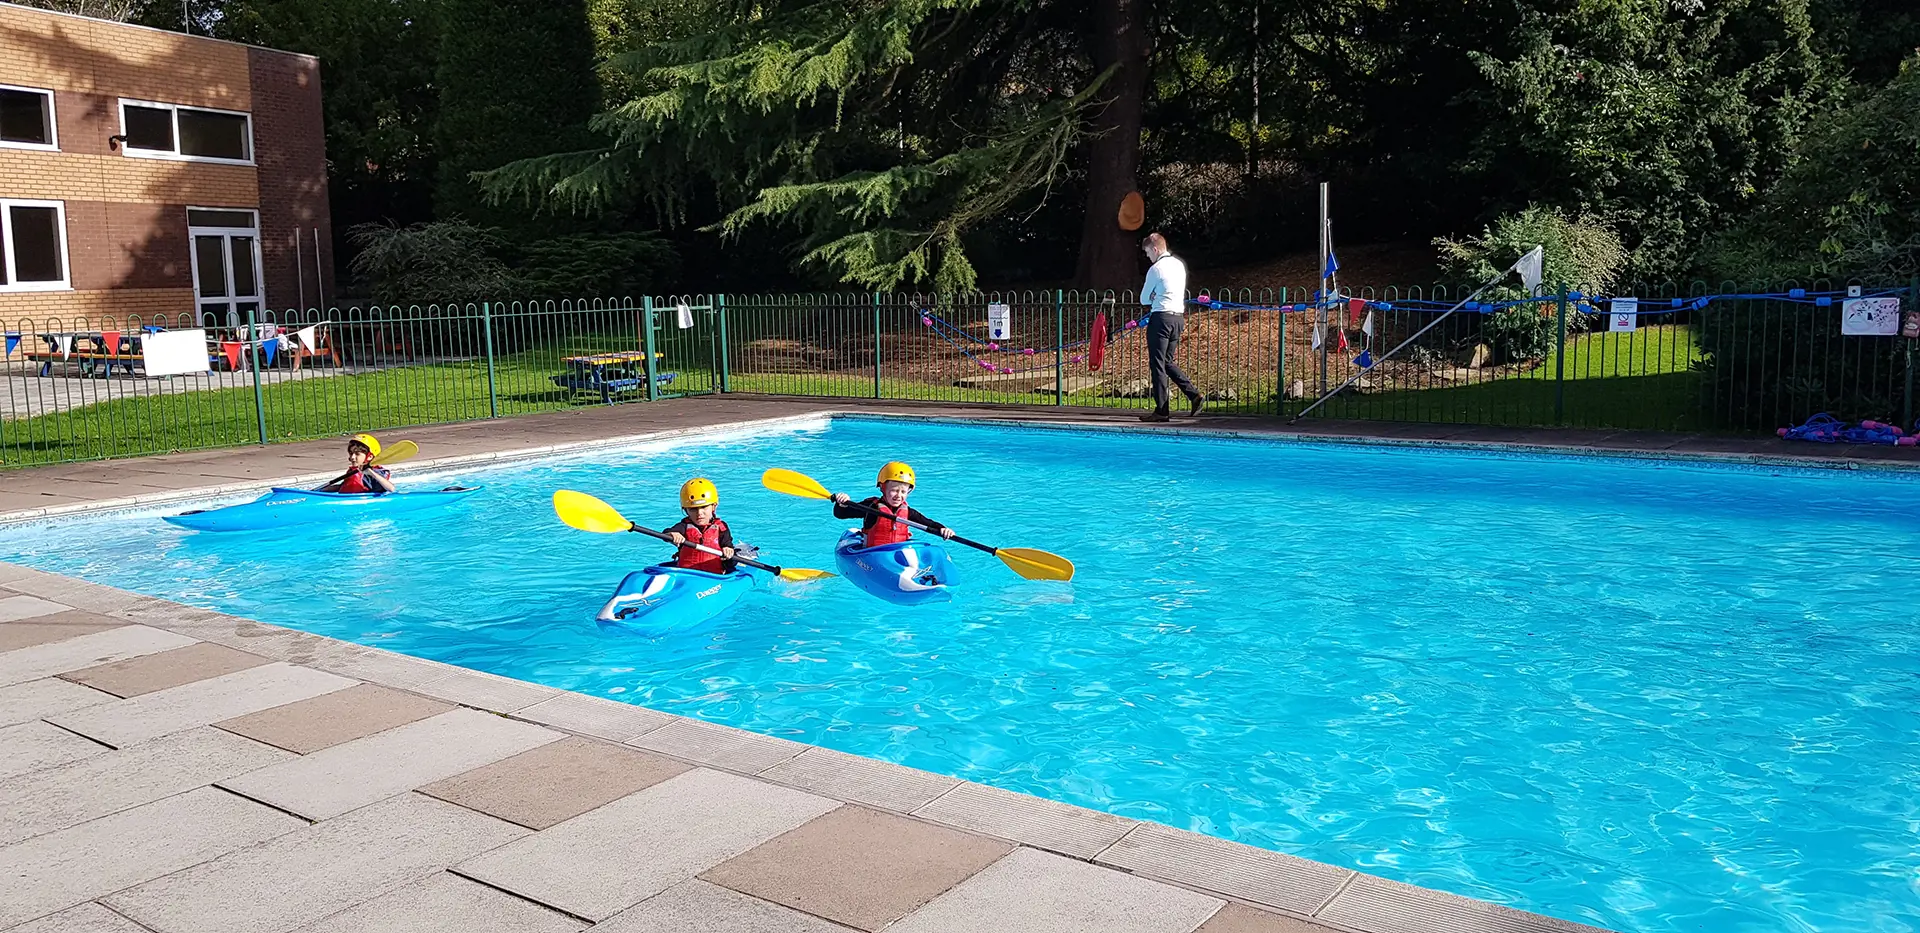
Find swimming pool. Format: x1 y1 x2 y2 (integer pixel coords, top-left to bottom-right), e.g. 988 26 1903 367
3 416 1916 933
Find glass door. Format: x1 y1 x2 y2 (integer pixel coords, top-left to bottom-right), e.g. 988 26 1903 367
188 209 261 329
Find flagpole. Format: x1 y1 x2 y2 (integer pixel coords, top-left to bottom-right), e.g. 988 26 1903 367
1289 247 1542 425
1317 182 1329 396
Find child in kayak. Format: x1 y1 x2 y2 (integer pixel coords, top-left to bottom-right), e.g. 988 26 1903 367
831 461 957 547
665 478 753 573
319 434 395 495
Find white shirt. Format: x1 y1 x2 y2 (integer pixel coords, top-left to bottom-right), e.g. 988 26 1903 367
1140 253 1187 315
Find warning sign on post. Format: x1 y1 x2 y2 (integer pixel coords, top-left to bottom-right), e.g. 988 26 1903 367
987 303 1011 341
1609 298 1638 333
1842 296 1902 336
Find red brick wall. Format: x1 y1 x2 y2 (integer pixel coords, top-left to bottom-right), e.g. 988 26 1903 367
248 47 333 313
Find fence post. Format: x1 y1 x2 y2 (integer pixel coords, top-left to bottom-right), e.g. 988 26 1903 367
481 301 499 419
1276 288 1287 417
1054 290 1065 406
716 293 730 393
1553 285 1568 424
872 293 883 400
643 296 660 402
245 307 267 446
1907 276 1918 429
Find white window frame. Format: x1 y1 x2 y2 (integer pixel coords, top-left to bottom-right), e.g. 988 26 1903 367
187 207 264 325
117 98 254 165
0 84 59 152
0 198 73 293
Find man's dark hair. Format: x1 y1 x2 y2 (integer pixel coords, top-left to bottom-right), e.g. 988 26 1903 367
1140 232 1168 251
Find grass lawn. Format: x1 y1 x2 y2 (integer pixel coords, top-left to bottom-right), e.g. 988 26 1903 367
0 326 1709 467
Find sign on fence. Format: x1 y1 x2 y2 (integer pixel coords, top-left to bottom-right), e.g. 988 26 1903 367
987 302 1011 341
142 329 210 377
1609 298 1638 333
1842 296 1902 336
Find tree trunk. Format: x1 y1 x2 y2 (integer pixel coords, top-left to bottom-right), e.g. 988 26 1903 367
1073 0 1152 290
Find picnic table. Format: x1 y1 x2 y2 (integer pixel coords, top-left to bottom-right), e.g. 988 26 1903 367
25 331 152 378
551 352 677 403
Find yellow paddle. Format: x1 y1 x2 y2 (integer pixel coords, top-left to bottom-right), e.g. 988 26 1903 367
370 440 418 467
552 490 834 582
760 468 1076 582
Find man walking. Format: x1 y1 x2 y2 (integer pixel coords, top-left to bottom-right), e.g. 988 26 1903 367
1138 232 1203 422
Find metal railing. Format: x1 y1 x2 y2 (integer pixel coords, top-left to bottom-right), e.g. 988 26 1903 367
2 281 1912 467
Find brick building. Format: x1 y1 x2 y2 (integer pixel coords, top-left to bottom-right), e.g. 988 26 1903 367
0 2 332 327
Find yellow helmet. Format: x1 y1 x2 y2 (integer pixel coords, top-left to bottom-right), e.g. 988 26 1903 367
875 461 916 488
349 433 381 458
680 478 719 508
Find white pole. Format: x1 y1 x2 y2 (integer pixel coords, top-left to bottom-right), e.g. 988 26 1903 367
294 227 306 313
1317 182 1329 395
312 228 325 312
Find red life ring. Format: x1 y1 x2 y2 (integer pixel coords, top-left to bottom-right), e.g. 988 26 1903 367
1088 313 1108 371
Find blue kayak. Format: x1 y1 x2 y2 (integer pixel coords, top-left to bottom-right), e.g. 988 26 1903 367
834 530 957 605
162 486 480 532
595 564 755 635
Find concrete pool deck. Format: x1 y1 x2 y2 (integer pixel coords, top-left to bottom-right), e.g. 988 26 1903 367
4 398 1907 933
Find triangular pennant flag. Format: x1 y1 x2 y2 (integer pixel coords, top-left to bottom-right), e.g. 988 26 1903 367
262 337 278 366
1361 310 1375 338
1355 349 1375 369
1348 298 1366 322
101 331 122 357
222 341 243 370
4 333 18 357
58 335 71 359
296 325 320 352
676 302 695 329
1323 249 1339 279
1336 327 1350 352
1311 323 1325 350
1514 246 1545 294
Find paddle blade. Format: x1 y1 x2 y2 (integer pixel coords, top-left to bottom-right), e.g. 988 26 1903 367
996 547 1075 582
552 490 634 534
775 567 836 582
761 468 832 500
371 440 418 466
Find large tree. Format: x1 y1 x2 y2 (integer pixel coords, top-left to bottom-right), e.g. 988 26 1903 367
486 0 1158 291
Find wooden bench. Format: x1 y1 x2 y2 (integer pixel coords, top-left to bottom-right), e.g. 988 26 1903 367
25 350 141 378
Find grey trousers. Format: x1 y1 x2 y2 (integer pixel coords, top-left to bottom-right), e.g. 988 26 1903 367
1147 312 1199 412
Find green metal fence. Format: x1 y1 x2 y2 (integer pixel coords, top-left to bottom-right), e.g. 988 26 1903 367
1 281 1913 467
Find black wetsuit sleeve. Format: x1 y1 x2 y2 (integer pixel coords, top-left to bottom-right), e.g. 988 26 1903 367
907 508 948 535
717 524 736 572
663 518 691 536
832 497 879 522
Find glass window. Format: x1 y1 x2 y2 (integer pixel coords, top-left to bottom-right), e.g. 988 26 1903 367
194 235 229 298
230 237 257 298
0 88 53 147
179 109 249 160
123 104 174 151
186 209 257 229
0 200 69 291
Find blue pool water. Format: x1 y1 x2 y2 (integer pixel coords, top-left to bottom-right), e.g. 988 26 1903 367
3 417 1918 933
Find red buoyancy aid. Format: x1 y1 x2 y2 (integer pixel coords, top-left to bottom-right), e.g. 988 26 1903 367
337 467 388 494
865 502 914 546
677 519 730 573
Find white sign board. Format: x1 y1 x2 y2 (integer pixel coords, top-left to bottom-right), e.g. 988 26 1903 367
986 303 1011 341
1609 297 1638 333
1842 296 1902 336
142 329 210 377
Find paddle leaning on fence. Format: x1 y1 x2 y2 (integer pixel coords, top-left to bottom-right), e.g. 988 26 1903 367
759 468 1075 581
551 490 833 581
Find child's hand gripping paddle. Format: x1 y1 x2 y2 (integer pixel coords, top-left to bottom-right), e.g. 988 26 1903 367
759 468 1075 582
552 490 833 582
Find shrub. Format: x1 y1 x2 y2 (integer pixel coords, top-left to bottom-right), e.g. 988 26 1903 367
1435 207 1626 362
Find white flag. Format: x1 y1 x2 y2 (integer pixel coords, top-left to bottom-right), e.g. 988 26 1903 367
296 326 320 352
1361 310 1375 338
1311 323 1324 351
676 302 694 330
58 334 71 359
1513 246 1545 294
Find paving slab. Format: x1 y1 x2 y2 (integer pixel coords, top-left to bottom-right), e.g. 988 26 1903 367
419 735 689 830
289 871 584 933
0 786 305 928
884 847 1224 933
0 594 70 623
0 727 294 846
912 779 1135 859
1192 903 1341 933
61 642 272 697
0 611 124 652
49 662 356 747
594 880 850 933
105 793 529 933
412 668 560 713
627 717 808 774
454 767 841 922
0 677 115 728
4 902 153 933
701 805 1011 931
214 682 452 753
514 691 674 742
1314 872 1615 933
1097 822 1353 917
0 625 197 688
0 719 108 781
218 708 563 820
759 747 959 814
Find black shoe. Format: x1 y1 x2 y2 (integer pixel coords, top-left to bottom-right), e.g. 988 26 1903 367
1187 394 1205 417
1138 410 1172 423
